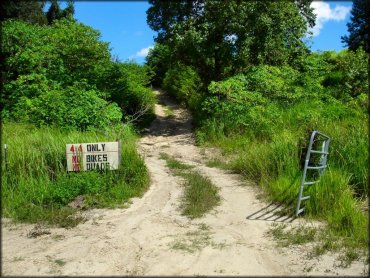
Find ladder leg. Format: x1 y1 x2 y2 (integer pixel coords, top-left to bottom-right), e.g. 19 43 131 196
296 160 309 217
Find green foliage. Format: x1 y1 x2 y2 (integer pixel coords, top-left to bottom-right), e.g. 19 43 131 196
46 0 75 25
202 73 281 138
341 0 368 53
0 1 47 25
233 1 312 69
99 62 156 127
146 43 172 87
2 19 111 113
10 81 122 131
2 19 111 86
162 63 203 108
2 19 154 129
321 49 368 107
46 0 62 25
2 123 149 226
192 49 368 250
46 19 111 85
147 0 315 85
236 66 310 104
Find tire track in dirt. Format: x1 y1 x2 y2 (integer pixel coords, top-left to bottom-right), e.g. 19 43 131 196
1 89 366 276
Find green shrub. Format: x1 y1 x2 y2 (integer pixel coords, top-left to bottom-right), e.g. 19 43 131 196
321 49 368 103
2 19 111 89
99 62 156 127
201 75 280 138
10 81 122 131
146 43 172 87
162 63 203 107
238 65 306 104
2 19 155 129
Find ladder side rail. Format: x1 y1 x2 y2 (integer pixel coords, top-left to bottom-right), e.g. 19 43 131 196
295 159 309 216
295 131 316 216
319 138 330 176
296 130 331 217
314 131 330 140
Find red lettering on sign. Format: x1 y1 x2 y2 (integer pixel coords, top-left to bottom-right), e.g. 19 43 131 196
72 163 80 171
70 144 83 171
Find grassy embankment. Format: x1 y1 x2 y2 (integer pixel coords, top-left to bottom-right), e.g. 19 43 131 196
200 99 368 260
2 122 149 227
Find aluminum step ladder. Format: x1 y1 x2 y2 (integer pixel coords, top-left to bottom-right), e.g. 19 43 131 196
296 130 330 217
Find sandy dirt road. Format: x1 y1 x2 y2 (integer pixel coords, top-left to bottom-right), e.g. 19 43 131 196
1 90 367 276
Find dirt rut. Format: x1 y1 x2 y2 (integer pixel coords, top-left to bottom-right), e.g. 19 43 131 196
1 90 366 276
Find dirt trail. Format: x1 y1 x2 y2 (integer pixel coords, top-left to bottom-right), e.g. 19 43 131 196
2 90 366 276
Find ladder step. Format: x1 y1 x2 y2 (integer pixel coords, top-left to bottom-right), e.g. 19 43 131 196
307 165 327 170
300 196 310 201
297 207 305 215
310 150 328 155
304 180 320 185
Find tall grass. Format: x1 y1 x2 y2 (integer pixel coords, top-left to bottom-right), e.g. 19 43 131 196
2 122 149 227
181 171 221 219
159 153 220 219
198 99 368 250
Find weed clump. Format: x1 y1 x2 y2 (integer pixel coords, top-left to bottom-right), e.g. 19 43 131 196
160 153 220 219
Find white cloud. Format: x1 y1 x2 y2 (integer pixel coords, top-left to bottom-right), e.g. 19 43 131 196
309 1 351 36
132 46 154 58
136 46 154 57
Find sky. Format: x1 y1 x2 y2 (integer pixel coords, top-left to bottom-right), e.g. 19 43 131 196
62 1 353 64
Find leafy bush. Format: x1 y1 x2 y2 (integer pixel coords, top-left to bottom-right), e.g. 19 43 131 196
2 19 111 88
10 81 122 131
146 43 172 87
321 49 368 102
162 63 203 107
2 19 155 129
48 19 111 85
201 75 280 139
99 62 156 126
239 66 306 104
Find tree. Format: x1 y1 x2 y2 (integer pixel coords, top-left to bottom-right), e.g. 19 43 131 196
2 19 111 109
147 0 316 85
46 0 75 25
341 0 369 53
145 43 172 87
62 0 75 19
2 19 155 127
46 0 62 24
0 0 47 25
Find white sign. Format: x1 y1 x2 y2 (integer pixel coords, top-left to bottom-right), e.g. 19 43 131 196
66 141 120 172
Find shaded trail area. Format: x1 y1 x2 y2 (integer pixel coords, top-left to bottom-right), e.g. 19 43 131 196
2 90 365 276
